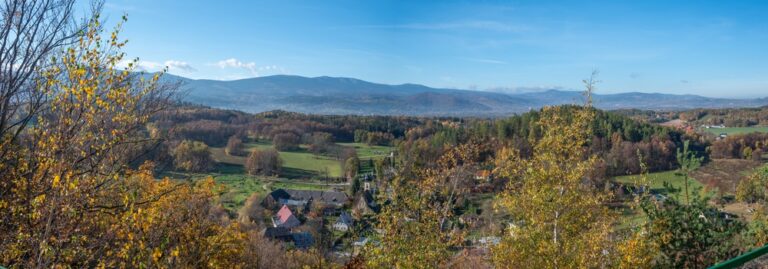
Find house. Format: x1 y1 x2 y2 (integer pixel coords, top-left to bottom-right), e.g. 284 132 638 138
475 170 492 182
291 232 315 250
352 237 369 247
354 190 379 215
322 207 339 216
264 227 292 241
273 205 301 229
262 189 350 210
333 212 354 232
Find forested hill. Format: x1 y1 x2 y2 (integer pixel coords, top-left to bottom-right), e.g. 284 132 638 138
161 74 768 116
151 105 703 180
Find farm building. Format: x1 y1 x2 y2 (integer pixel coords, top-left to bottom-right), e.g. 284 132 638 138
273 205 301 229
264 227 292 241
291 232 315 250
262 189 350 209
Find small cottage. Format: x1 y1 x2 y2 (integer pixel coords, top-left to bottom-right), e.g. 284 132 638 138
333 212 354 232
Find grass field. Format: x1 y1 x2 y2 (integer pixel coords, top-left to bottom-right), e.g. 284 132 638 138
211 141 343 179
337 142 394 159
614 171 704 231
702 126 768 135
614 170 706 199
173 140 347 211
166 140 396 212
338 142 394 175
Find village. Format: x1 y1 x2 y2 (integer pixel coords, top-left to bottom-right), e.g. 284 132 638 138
250 167 503 259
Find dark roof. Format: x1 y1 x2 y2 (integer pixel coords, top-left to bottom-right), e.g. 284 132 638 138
337 212 354 226
268 189 349 205
264 227 291 239
267 189 291 200
291 232 315 250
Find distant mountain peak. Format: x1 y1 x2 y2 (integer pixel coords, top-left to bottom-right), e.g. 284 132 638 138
163 74 768 116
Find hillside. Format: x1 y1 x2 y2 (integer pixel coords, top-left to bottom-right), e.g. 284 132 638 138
162 74 768 116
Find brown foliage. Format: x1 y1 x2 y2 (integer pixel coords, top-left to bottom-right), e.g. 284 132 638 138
245 148 283 176
172 140 214 172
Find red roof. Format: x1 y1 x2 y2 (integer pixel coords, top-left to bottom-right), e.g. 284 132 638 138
277 205 294 223
476 170 491 178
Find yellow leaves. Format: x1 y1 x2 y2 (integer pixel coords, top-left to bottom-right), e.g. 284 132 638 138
53 175 61 187
492 105 617 268
151 248 162 262
33 194 46 206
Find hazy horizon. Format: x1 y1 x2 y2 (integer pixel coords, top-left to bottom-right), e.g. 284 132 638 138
96 0 768 98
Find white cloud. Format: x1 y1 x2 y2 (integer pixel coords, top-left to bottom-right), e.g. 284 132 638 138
215 58 258 75
164 60 196 72
118 59 196 74
213 59 286 78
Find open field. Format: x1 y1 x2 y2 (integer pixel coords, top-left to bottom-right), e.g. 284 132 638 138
614 170 705 198
162 170 337 211
614 171 705 231
337 142 394 159
692 159 764 195
211 140 343 179
702 126 768 135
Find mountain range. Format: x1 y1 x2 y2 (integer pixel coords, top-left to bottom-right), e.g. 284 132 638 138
162 74 768 116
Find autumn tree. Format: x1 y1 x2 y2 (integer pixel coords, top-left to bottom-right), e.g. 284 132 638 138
245 148 283 176
225 135 245 156
365 143 478 268
491 72 629 268
737 165 768 203
172 140 214 172
344 156 360 180
273 132 300 151
0 13 188 266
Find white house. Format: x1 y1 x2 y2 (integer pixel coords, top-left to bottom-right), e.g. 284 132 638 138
333 212 354 232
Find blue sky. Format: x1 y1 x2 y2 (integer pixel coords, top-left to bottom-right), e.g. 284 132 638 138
96 0 768 98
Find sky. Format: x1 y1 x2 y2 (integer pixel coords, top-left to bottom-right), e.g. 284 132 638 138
93 0 768 98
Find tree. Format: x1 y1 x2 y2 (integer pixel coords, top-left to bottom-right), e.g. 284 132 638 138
676 140 702 205
365 143 477 268
273 132 300 151
0 14 189 266
0 0 92 163
736 165 768 203
245 148 283 176
491 72 626 268
225 135 244 156
641 188 744 268
307 131 333 154
238 193 266 227
345 156 360 180
172 140 214 172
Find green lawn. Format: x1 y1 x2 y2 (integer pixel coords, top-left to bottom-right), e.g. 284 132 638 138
270 181 333 191
166 140 351 212
702 126 768 135
211 141 343 179
337 142 394 159
614 170 706 199
613 171 703 231
158 164 268 211
216 174 267 211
